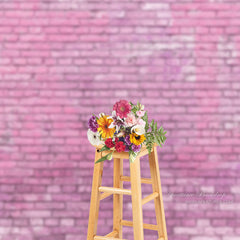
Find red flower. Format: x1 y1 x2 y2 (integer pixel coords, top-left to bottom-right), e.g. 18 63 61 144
105 138 115 148
115 141 125 152
113 100 131 118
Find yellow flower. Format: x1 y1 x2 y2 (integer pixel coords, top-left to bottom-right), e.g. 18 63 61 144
97 115 115 139
130 133 146 145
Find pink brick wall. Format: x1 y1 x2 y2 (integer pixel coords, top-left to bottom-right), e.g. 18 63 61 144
0 1 239 240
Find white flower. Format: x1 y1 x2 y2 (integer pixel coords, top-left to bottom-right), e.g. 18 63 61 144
87 129 102 146
116 131 125 137
111 110 117 117
99 112 105 118
107 110 123 132
108 121 115 129
131 125 145 135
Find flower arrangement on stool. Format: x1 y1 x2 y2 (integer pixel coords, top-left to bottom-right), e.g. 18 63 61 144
87 100 167 163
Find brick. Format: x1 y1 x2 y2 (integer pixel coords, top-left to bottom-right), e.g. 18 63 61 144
22 211 51 218
60 219 74 226
0 1 238 240
45 219 59 227
191 237 221 240
142 3 169 10
230 186 240 194
224 237 239 240
30 219 44 226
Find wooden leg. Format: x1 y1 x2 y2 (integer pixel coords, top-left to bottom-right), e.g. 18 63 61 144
130 156 144 240
113 158 123 238
87 150 104 240
149 147 168 240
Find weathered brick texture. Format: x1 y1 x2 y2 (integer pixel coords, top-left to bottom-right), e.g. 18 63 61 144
0 1 239 240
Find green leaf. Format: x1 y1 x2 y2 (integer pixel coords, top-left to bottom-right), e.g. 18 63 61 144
142 112 149 132
136 101 141 111
106 152 113 160
153 125 167 147
129 151 139 163
154 135 161 146
154 122 157 132
95 152 112 164
99 145 110 152
150 120 154 130
146 141 154 155
130 103 138 115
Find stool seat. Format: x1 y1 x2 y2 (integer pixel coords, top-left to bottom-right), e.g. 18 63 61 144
94 143 158 160
87 144 168 240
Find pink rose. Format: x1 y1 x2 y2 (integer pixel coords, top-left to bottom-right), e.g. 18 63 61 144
125 113 137 127
137 118 146 127
136 110 145 117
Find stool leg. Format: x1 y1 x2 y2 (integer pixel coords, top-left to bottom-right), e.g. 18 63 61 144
113 158 123 238
130 156 144 240
87 150 104 240
149 147 168 240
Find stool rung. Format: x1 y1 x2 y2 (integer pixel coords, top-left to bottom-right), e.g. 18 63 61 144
120 176 152 184
99 186 132 195
100 192 112 201
94 236 126 240
142 192 159 205
121 220 158 231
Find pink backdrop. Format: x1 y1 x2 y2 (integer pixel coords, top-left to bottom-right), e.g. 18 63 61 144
0 1 239 240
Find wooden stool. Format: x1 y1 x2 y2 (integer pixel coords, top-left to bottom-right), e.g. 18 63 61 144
87 144 168 240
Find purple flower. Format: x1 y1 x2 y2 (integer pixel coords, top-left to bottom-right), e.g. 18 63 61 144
125 145 130 152
125 135 131 146
88 115 98 132
131 144 141 153
113 116 124 127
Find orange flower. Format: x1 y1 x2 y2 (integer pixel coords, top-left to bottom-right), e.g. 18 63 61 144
97 115 115 139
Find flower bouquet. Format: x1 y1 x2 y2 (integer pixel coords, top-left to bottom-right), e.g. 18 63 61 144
87 100 167 163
